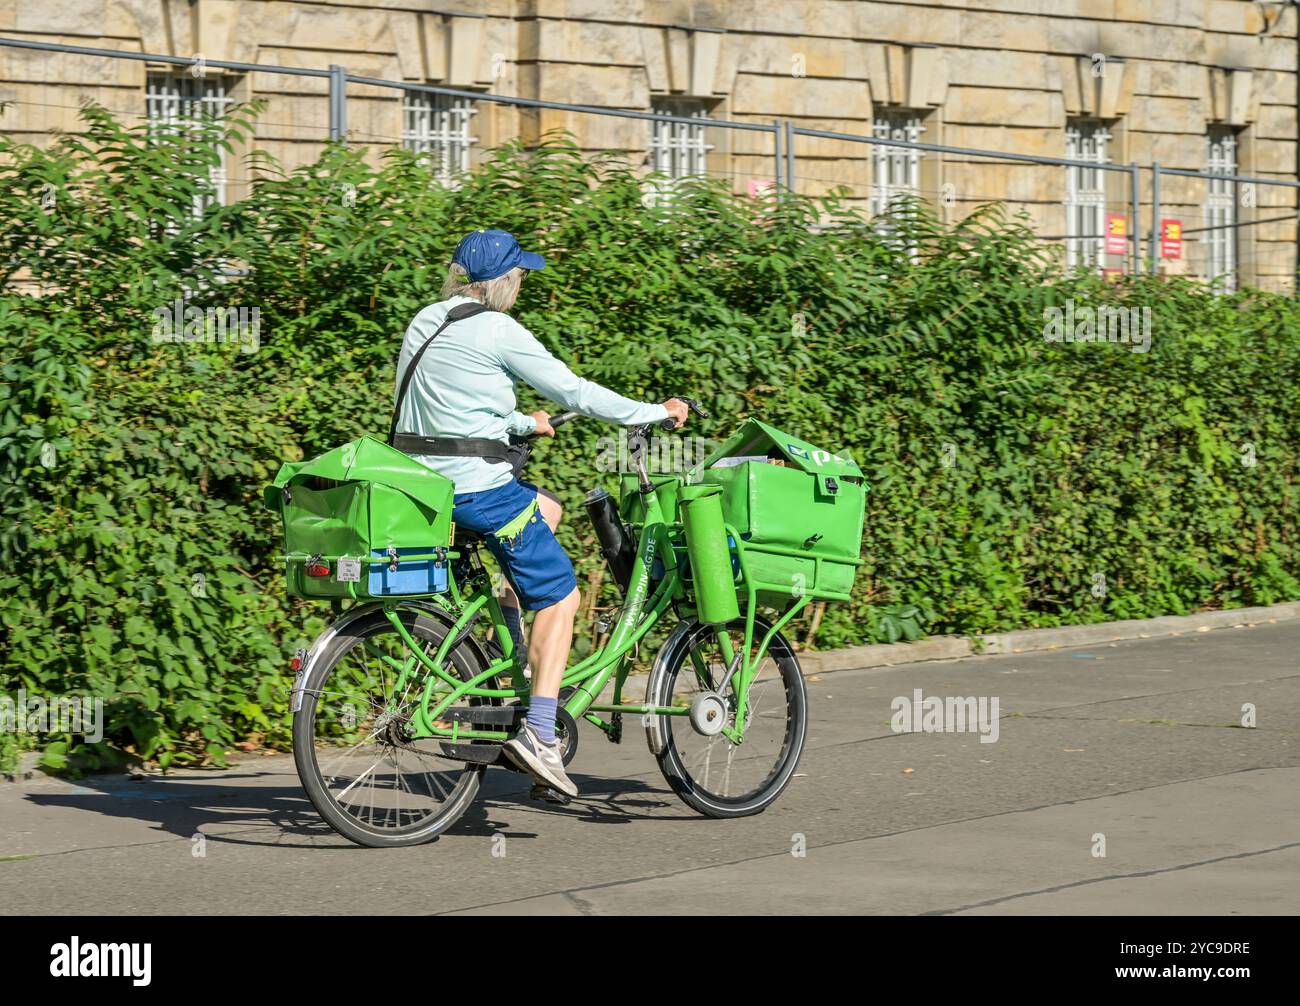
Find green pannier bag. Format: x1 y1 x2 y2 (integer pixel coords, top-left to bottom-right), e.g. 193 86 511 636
264 436 455 600
689 419 866 607
617 472 684 526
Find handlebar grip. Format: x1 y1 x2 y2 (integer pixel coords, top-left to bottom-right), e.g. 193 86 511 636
523 410 580 441
659 396 706 431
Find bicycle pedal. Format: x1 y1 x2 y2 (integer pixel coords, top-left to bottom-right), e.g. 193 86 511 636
529 783 572 806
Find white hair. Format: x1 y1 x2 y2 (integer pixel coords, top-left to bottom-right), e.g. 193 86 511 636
441 263 524 312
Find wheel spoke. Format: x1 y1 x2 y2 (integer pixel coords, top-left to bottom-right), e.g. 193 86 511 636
334 755 385 806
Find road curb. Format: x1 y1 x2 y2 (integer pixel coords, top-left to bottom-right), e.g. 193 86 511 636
797 600 1300 675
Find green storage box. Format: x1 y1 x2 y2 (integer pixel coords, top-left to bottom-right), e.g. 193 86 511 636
689 419 866 606
265 436 455 600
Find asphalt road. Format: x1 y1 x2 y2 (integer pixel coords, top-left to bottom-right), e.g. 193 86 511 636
2 619 1297 915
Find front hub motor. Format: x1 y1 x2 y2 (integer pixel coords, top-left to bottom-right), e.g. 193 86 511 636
689 691 728 737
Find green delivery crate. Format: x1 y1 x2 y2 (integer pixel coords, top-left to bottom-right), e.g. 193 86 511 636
264 436 455 600
689 419 866 607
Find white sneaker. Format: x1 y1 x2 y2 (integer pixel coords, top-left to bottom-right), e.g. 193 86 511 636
502 719 577 798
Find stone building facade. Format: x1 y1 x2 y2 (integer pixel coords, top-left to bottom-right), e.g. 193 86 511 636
1 0 1296 290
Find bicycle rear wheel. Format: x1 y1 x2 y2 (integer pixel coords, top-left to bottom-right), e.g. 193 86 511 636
645 616 807 819
293 605 497 848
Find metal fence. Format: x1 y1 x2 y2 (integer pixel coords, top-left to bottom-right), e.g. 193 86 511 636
3 35 1298 293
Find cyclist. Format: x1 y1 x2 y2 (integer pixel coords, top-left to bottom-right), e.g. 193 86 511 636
393 228 688 799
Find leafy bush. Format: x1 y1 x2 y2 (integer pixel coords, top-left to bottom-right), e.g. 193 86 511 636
2 104 1297 770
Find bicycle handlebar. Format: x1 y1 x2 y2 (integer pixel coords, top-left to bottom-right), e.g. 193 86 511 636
527 398 704 440
522 410 579 440
658 396 708 431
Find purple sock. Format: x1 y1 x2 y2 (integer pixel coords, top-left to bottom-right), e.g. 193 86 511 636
528 695 558 744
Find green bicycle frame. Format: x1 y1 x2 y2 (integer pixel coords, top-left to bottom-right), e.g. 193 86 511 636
347 476 807 748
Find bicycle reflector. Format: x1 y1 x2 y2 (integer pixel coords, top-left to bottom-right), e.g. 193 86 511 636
290 647 307 671
305 555 330 577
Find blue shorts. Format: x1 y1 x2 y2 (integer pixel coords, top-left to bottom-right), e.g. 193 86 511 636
452 478 577 611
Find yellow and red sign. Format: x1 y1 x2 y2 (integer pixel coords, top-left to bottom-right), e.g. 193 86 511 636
1105 213 1128 256
1160 218 1183 260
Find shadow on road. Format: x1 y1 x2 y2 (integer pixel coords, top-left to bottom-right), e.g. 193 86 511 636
19 766 693 850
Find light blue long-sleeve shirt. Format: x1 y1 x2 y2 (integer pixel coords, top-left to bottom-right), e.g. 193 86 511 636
393 295 669 493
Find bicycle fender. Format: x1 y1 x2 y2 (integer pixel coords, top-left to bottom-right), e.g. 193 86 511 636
288 598 466 713
643 618 702 756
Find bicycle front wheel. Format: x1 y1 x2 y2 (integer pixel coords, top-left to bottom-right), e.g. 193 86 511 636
645 616 807 819
293 604 497 848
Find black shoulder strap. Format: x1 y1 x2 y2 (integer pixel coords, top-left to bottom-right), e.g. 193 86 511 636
388 302 495 446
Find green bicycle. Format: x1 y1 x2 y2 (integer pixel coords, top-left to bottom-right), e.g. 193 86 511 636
274 407 865 848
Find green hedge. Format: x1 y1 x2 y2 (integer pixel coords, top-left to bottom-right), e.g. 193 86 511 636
2 105 1297 772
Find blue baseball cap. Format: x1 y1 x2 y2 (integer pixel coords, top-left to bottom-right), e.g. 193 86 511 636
452 229 546 282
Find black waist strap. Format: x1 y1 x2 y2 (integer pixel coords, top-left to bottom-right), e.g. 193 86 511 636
391 434 511 464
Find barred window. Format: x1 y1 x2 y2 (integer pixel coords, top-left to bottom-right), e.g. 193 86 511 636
1205 126 1238 291
146 70 234 213
648 98 713 179
402 91 477 186
870 111 925 218
1064 121 1110 271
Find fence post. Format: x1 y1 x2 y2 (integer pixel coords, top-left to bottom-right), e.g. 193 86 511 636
773 119 783 197
1129 162 1141 274
1149 162 1161 275
785 120 796 194
329 64 347 142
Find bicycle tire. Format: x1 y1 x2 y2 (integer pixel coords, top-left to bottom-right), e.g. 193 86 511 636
293 604 497 848
645 616 808 819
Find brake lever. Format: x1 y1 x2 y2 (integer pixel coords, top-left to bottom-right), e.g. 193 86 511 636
659 395 708 431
